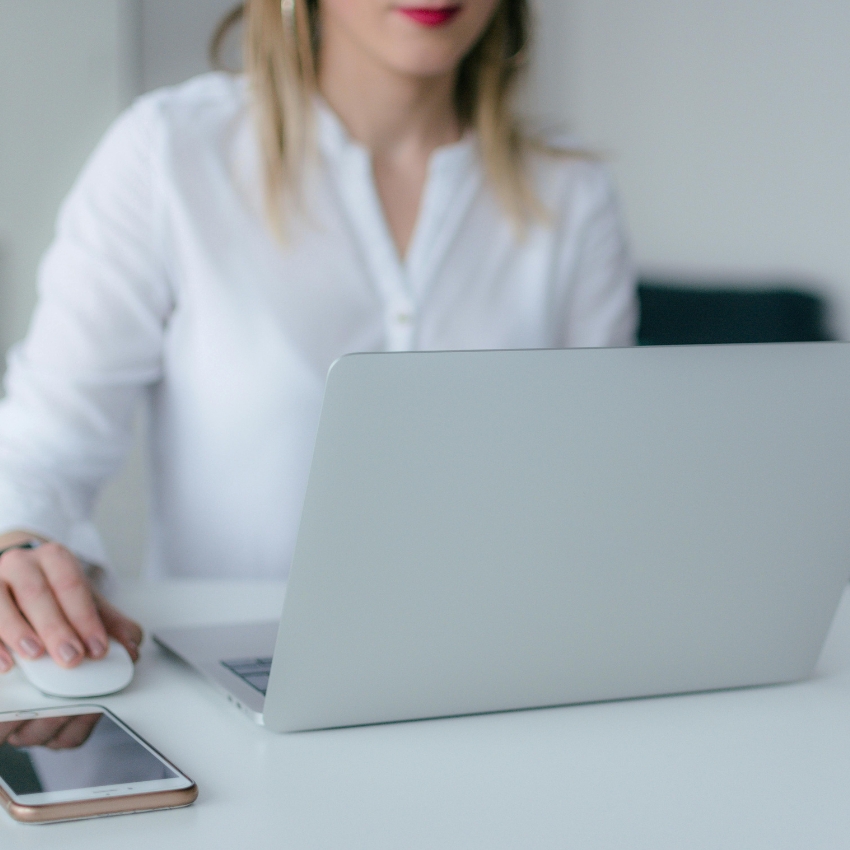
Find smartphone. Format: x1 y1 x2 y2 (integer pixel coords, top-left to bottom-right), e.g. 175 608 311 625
0 704 197 823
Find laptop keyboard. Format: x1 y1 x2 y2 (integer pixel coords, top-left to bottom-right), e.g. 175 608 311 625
221 657 273 695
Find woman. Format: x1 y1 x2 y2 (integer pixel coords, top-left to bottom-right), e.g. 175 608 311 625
0 0 636 673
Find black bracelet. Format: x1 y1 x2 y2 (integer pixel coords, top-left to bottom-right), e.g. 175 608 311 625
0 539 42 558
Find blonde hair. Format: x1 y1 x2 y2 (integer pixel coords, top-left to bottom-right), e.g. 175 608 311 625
213 0 543 235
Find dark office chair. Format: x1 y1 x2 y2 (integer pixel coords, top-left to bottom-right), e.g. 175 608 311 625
637 280 833 346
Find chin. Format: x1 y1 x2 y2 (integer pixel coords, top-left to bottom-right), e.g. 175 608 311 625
384 44 468 79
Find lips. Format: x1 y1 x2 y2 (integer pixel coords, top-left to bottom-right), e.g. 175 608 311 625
398 6 462 27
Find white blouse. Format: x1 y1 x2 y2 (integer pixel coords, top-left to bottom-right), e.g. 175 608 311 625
0 73 637 580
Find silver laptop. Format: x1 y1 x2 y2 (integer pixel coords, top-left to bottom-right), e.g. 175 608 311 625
154 343 850 732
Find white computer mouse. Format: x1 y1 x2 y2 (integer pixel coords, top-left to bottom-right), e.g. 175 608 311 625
14 639 135 698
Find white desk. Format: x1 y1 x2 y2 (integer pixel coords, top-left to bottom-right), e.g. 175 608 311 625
2 580 850 849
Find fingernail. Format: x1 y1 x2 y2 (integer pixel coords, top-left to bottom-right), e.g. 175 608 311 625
20 638 42 658
58 642 80 664
88 638 106 658
0 655 12 673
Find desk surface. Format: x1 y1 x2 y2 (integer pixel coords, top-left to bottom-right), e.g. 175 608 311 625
2 579 850 849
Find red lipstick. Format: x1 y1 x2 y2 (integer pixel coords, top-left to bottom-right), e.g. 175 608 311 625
398 6 461 27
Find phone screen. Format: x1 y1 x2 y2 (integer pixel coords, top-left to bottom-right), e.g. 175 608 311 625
0 711 176 796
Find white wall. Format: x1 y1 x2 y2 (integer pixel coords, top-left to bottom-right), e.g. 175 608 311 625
138 0 238 92
531 0 850 338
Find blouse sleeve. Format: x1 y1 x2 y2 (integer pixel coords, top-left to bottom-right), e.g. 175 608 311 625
559 161 638 349
0 94 173 565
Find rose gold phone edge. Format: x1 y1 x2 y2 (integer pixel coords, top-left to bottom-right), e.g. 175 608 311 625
1 783 198 824
0 705 198 824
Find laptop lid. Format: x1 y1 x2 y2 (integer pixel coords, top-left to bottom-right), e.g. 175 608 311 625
263 344 850 732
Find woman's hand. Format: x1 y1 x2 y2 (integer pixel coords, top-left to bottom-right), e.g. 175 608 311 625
0 538 142 673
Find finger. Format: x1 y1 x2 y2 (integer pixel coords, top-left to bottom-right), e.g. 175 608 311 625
7 716 71 748
0 641 12 674
46 713 100 750
0 719 27 746
38 544 108 659
3 556 85 668
94 592 143 662
0 577 45 660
